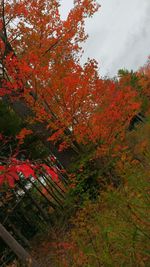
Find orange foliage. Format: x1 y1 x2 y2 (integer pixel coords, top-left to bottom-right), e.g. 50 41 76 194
0 0 140 154
138 57 150 105
16 128 33 144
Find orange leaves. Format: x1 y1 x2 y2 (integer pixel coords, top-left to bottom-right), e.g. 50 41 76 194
47 128 65 143
1 0 100 140
58 141 70 152
16 128 33 144
0 0 141 157
45 61 140 152
71 79 140 148
13 2 28 17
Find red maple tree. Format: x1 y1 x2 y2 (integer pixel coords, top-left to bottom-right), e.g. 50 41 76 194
0 0 141 185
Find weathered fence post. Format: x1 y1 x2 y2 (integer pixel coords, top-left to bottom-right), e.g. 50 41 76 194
0 223 41 267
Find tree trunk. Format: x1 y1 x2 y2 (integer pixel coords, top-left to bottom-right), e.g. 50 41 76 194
0 223 41 267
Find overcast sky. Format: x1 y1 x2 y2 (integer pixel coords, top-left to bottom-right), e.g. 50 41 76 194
59 0 150 77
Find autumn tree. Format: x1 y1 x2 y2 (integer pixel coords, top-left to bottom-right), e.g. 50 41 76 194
0 0 140 156
0 0 142 215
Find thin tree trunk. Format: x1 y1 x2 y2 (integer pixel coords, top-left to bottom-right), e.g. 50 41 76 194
0 223 41 267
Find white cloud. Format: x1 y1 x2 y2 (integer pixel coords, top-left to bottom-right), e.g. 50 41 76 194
59 0 74 20
59 0 150 77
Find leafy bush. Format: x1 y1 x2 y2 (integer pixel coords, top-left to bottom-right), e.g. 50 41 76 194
59 159 149 267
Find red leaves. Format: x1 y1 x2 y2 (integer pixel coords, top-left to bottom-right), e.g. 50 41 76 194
16 164 35 178
0 160 61 188
7 175 15 188
42 164 59 183
0 162 35 188
0 165 19 188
